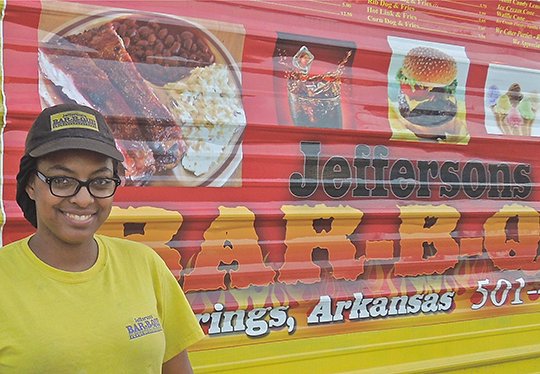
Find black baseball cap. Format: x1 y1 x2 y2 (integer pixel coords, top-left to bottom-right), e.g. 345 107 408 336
25 103 124 162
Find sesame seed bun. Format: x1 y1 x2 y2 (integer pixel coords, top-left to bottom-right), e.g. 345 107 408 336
401 47 457 87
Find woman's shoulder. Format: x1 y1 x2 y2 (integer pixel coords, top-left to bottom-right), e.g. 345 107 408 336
0 236 30 257
0 237 31 277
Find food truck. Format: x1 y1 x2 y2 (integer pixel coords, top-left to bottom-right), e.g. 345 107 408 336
2 0 540 372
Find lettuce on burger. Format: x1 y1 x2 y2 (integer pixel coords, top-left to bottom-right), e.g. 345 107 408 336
396 46 458 139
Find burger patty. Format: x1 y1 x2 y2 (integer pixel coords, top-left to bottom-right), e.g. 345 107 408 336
398 93 457 127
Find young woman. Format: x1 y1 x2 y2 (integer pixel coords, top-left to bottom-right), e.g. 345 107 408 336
0 104 204 373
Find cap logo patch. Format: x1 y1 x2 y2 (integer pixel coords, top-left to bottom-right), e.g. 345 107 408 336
50 111 99 132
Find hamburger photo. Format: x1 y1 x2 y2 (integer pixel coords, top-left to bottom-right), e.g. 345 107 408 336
395 46 459 139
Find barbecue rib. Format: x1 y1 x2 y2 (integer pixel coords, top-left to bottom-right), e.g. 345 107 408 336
65 22 185 171
39 37 156 185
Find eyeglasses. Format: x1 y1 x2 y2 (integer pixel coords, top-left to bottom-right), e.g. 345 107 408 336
35 171 121 198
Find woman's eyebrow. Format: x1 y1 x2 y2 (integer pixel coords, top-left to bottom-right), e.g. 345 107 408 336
41 165 74 174
89 166 115 176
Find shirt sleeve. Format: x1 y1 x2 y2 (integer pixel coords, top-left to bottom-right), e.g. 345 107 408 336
152 253 205 362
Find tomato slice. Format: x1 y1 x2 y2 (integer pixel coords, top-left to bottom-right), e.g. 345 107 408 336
400 84 429 101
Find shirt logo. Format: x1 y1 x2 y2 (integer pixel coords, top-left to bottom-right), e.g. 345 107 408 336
125 315 163 340
50 111 99 132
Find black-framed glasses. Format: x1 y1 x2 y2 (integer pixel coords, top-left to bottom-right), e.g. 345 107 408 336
35 171 121 198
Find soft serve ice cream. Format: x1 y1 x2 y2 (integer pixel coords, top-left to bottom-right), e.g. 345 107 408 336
490 83 538 136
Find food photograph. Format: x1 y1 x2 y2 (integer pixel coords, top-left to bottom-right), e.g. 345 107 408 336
273 32 355 130
38 3 246 187
485 64 540 137
387 36 470 144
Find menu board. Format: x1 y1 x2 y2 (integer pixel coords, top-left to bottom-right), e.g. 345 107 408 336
2 0 540 352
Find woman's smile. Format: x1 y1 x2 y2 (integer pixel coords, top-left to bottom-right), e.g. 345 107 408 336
61 210 95 224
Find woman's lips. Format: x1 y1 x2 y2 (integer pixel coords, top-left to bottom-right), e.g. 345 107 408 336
62 211 94 223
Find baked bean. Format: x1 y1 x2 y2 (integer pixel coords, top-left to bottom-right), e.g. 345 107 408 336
138 26 151 38
113 17 216 85
158 28 168 39
182 38 193 50
170 41 181 54
164 34 175 47
154 41 164 54
126 28 137 38
180 31 193 40
134 49 145 60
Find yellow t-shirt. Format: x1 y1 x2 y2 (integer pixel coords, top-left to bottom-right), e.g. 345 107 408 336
0 235 204 373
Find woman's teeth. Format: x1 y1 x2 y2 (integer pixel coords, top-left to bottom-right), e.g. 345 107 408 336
64 212 92 221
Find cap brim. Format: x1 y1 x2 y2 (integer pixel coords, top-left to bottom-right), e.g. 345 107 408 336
28 137 125 162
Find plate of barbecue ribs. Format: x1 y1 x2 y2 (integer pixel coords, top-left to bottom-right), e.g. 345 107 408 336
38 11 246 187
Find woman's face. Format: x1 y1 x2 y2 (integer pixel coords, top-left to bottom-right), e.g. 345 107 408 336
26 149 115 247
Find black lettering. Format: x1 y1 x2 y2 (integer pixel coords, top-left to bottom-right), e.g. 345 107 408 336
487 163 512 198
440 161 460 198
352 145 371 197
323 156 351 198
372 145 389 197
462 161 487 199
513 164 532 199
289 142 321 198
390 159 415 198
417 160 439 198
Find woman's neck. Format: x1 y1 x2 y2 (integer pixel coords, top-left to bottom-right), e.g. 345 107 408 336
28 234 99 272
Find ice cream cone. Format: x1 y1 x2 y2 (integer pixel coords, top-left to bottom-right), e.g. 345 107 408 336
520 118 535 136
517 94 537 137
493 108 513 135
492 85 538 137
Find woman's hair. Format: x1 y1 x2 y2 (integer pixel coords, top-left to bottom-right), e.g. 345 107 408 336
16 155 120 228
16 155 38 228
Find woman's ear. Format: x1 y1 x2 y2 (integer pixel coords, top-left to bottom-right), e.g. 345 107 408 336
25 175 36 201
